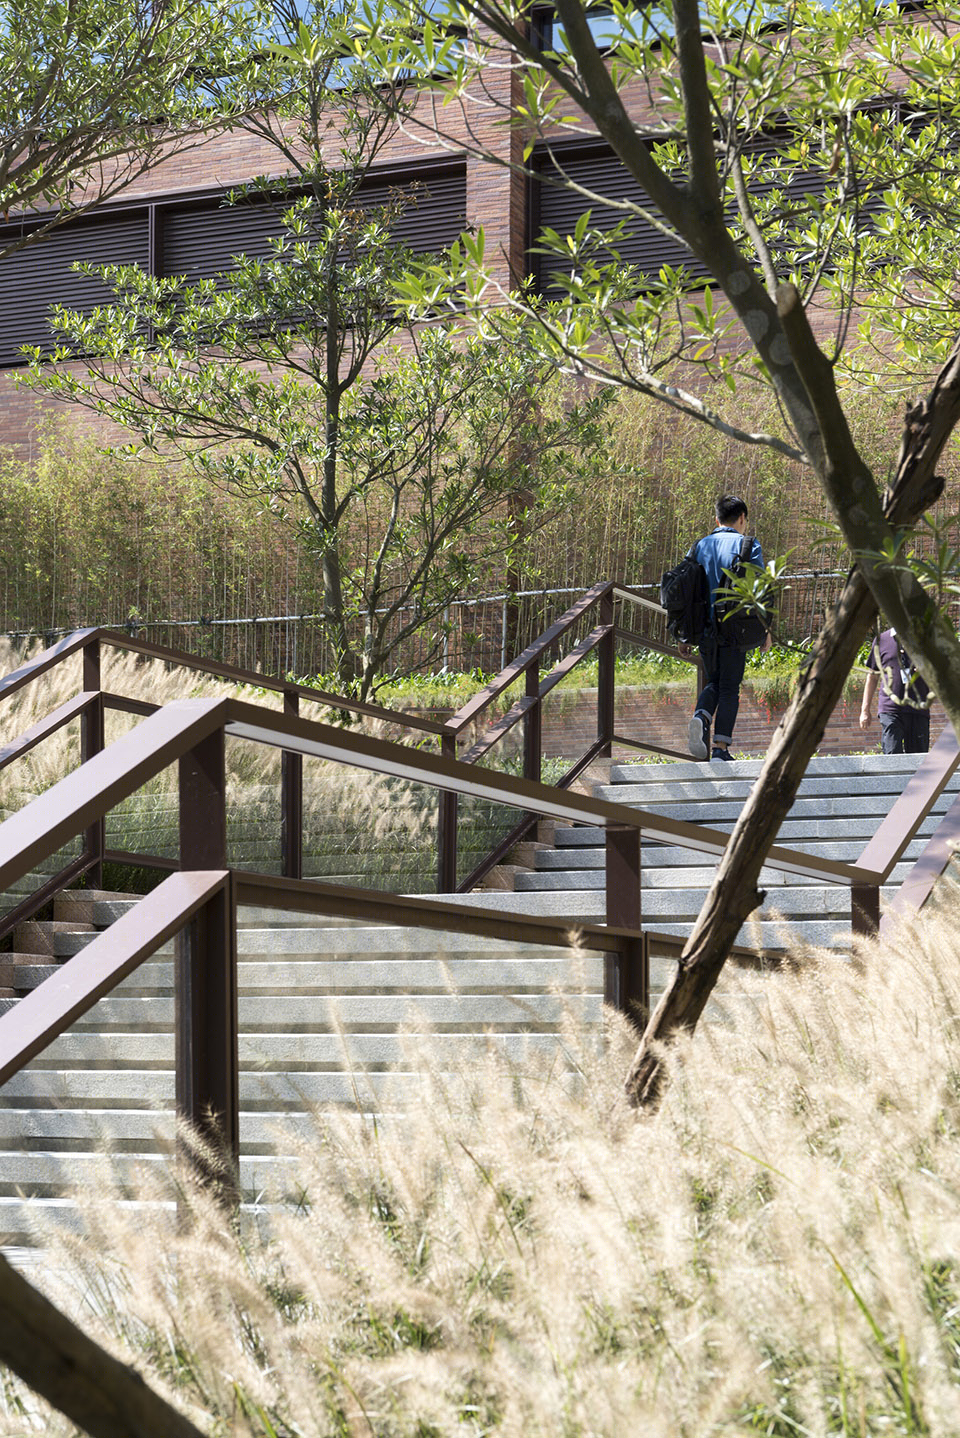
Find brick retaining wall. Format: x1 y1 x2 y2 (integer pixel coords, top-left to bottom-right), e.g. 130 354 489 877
533 682 948 761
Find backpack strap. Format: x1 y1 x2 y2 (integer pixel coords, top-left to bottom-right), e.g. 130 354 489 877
740 533 755 560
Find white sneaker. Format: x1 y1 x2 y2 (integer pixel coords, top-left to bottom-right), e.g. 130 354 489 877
688 713 709 761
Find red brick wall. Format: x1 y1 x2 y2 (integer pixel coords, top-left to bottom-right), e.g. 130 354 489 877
536 682 948 761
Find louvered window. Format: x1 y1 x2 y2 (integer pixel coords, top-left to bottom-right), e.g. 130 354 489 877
0 210 149 367
159 198 288 283
529 135 844 294
354 164 467 253
0 160 467 368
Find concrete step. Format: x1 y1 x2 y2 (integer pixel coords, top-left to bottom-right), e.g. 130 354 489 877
52 890 141 923
606 754 931 782
598 773 951 803
590 790 957 821
554 813 948 846
533 844 919 875
53 925 609 961
516 862 914 892
11 920 93 956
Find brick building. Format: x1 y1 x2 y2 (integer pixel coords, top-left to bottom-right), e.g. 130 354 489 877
0 10 788 455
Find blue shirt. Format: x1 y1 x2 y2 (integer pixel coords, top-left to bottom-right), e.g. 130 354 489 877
694 527 763 620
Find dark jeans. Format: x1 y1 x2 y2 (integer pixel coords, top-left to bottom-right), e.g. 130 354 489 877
880 707 930 754
695 632 747 746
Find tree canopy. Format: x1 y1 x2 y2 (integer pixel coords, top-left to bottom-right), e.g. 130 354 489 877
26 33 610 697
0 0 260 259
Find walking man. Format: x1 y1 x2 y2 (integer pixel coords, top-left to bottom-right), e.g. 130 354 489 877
859 628 931 753
682 493 772 762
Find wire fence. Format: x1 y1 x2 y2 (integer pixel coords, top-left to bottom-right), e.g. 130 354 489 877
2 570 900 682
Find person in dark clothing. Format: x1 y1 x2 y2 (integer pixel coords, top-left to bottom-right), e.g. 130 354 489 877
859 628 931 754
680 493 772 763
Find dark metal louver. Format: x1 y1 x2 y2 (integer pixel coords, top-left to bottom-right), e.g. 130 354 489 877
354 164 467 254
530 142 705 292
529 136 837 294
159 198 288 283
0 159 467 368
0 210 149 367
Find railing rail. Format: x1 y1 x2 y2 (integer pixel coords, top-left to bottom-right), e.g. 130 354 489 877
0 667 888 1190
0 589 700 903
0 591 956 938
0 599 958 1187
0 626 446 735
437 580 699 890
0 695 882 895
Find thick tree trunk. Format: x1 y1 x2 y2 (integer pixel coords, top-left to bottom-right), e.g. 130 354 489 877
625 335 960 1105
624 565 876 1103
0 1251 204 1438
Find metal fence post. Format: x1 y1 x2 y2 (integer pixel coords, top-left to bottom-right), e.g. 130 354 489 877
598 590 615 758
524 661 541 784
851 883 881 939
81 637 104 889
437 732 459 892
177 727 240 1201
281 687 303 880
604 825 648 1027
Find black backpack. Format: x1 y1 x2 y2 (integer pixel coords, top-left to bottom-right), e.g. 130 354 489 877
660 542 710 646
714 533 771 651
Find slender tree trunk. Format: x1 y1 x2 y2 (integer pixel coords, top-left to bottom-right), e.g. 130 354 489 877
323 268 361 691
625 565 876 1103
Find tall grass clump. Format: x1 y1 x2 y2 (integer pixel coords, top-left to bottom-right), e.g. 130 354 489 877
0 641 445 890
8 899 960 1433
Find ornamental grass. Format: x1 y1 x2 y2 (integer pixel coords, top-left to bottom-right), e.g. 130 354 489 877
4 899 960 1434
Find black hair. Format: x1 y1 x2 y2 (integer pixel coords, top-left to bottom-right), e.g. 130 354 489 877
716 493 748 525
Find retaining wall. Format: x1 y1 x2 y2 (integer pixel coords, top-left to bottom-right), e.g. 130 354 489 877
441 682 949 762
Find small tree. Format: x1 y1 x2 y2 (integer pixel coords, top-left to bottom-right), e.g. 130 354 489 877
0 0 260 259
26 46 608 696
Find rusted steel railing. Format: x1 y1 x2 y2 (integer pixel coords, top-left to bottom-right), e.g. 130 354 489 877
0 590 700 901
437 580 699 891
0 630 956 1183
0 685 896 1181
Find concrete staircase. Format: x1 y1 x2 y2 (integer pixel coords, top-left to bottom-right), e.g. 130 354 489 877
459 749 960 984
0 894 606 1246
0 750 952 1244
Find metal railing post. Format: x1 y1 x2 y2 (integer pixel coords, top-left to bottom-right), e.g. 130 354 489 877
598 590 615 758
851 883 881 939
695 651 706 709
176 727 240 1201
281 687 303 880
437 733 458 892
604 825 648 1027
81 637 104 888
524 661 541 784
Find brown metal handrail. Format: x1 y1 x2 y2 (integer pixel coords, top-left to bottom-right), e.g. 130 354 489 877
1 597 955 943
0 656 955 1184
0 591 695 913
437 580 698 890
0 696 882 894
0 693 661 1182
0 626 446 735
0 625 450 931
